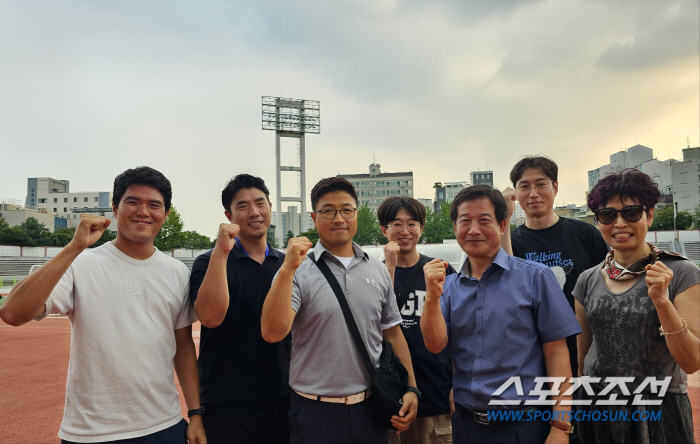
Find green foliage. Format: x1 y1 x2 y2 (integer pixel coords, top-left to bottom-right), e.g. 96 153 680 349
692 205 700 229
0 226 34 246
91 229 117 248
0 217 9 230
649 206 693 231
297 228 319 245
354 205 385 246
266 228 278 248
284 230 295 246
154 206 186 251
47 227 76 247
421 202 455 243
180 231 212 249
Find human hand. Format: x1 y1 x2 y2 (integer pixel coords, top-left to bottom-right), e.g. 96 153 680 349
383 241 400 269
646 261 673 302
502 187 517 218
391 391 418 433
544 426 569 444
69 214 111 251
283 237 313 270
214 223 239 255
424 259 448 301
187 415 207 444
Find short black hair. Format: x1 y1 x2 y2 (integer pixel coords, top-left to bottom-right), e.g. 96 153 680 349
311 177 358 210
221 174 270 211
509 155 558 187
587 168 661 212
113 166 172 211
450 185 508 224
376 197 426 226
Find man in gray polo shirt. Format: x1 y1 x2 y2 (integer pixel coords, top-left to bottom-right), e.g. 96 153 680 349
262 176 418 444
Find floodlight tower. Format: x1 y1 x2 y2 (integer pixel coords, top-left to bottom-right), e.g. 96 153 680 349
262 96 320 247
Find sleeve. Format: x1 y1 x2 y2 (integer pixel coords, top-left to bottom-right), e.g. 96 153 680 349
534 267 582 343
38 266 75 320
440 275 454 337
572 268 591 306
668 259 700 301
587 225 609 266
188 252 211 307
290 267 302 313
175 264 196 329
380 263 402 329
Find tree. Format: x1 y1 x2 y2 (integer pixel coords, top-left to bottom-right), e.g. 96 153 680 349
91 229 116 248
19 216 50 246
0 217 9 230
354 205 385 246
422 202 455 243
692 205 700 229
0 226 34 246
266 228 278 248
649 206 693 231
47 227 76 247
298 228 319 245
180 231 212 249
284 230 295 246
154 206 185 251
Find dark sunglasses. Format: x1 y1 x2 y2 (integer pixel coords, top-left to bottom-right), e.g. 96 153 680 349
594 205 646 225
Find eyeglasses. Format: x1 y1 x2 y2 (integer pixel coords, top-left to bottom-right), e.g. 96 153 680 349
386 221 422 231
517 181 552 195
315 208 358 219
594 205 646 225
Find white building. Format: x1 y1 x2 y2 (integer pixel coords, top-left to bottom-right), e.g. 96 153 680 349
339 163 414 212
0 203 62 232
672 147 700 213
25 177 116 232
272 208 314 239
587 145 656 190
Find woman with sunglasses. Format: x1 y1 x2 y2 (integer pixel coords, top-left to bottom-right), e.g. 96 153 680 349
573 168 699 444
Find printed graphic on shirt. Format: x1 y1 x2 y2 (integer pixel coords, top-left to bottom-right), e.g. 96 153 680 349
523 251 573 289
400 290 425 328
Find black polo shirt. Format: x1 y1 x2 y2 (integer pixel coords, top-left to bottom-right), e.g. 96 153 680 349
189 244 291 412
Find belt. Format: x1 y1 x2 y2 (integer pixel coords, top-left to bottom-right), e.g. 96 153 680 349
455 404 540 426
295 389 371 405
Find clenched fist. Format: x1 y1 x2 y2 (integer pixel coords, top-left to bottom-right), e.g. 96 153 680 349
502 187 517 218
383 241 400 269
70 214 111 251
424 258 449 302
214 223 240 254
283 237 313 271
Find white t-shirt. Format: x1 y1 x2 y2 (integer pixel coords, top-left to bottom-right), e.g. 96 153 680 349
37 242 196 443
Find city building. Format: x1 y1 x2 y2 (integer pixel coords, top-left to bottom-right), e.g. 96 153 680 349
433 182 469 213
338 162 414 212
272 208 314 240
672 147 700 213
471 170 494 187
0 202 65 232
416 198 432 210
25 177 116 232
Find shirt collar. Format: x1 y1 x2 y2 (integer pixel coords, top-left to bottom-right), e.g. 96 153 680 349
232 239 277 260
313 240 368 260
459 247 510 277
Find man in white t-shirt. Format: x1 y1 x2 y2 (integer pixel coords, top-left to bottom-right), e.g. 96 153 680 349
0 166 206 444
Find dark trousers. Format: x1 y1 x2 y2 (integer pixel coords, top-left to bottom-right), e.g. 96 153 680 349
452 406 549 444
62 418 188 444
289 391 386 444
202 405 289 444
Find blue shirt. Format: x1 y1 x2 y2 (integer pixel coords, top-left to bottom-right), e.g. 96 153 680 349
441 248 582 410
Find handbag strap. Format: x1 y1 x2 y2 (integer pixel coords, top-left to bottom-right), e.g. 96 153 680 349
395 254 431 311
307 251 375 378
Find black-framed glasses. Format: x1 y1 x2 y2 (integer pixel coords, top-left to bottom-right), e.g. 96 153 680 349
315 208 358 219
594 205 646 225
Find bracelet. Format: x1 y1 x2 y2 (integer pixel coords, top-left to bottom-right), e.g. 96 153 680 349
659 318 688 336
187 408 204 417
550 420 574 434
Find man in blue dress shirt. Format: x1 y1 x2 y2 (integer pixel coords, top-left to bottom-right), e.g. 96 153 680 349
421 185 582 444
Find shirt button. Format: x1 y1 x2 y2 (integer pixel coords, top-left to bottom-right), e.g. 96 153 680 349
479 284 483 288
477 355 481 359
476 397 480 401
473 377 478 381
478 330 482 334
477 306 482 310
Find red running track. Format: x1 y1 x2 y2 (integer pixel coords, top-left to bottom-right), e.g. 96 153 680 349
0 317 698 444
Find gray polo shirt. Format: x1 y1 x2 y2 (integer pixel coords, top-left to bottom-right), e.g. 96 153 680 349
285 241 402 397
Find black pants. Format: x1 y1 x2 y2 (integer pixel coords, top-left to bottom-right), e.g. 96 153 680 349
62 418 188 444
452 406 549 444
288 391 386 444
202 405 289 444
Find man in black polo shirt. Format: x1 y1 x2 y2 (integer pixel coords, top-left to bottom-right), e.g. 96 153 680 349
189 174 290 444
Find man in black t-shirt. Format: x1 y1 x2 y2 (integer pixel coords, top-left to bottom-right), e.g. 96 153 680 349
502 156 608 378
189 174 290 444
377 197 456 444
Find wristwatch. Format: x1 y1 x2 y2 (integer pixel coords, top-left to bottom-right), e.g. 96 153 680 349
188 408 204 418
550 420 574 434
405 386 421 399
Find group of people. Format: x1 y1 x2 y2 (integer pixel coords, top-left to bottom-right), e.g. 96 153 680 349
0 155 697 444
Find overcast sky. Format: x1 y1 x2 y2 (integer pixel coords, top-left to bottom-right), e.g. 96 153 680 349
1 0 698 238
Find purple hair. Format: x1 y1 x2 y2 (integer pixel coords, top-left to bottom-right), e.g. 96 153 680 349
587 168 660 211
